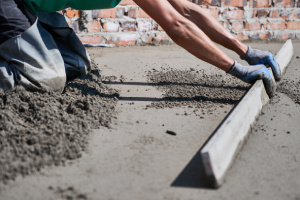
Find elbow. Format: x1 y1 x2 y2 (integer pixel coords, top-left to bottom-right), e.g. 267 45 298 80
164 19 190 42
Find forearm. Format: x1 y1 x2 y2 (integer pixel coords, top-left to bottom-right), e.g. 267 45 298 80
167 0 247 57
133 0 234 72
165 19 234 71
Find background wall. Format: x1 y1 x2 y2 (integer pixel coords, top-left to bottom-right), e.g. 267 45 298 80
63 0 300 46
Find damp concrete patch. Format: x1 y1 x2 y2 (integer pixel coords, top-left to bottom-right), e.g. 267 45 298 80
147 68 248 109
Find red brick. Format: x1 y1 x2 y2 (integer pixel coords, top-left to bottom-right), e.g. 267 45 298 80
102 22 120 32
96 8 118 18
231 21 243 31
223 9 244 20
252 0 270 8
127 7 138 18
196 0 221 6
79 35 107 44
222 0 245 7
108 34 138 46
140 33 153 44
280 9 293 19
153 32 171 44
202 8 219 19
66 9 75 18
263 21 286 30
66 9 80 18
88 21 101 33
279 33 293 39
116 7 125 18
274 0 293 8
120 21 136 31
137 20 152 32
280 11 291 19
127 7 151 18
219 20 230 28
244 21 261 31
259 32 272 39
235 33 249 41
287 21 300 29
75 10 80 18
256 9 269 18
249 33 259 40
270 9 280 18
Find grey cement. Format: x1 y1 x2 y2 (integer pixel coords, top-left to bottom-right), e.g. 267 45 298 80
0 42 299 200
0 66 118 185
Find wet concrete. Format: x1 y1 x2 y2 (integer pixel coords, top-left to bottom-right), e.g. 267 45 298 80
0 66 118 185
0 42 299 200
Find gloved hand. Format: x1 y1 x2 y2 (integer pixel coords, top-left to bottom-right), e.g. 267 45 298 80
241 46 281 81
228 61 276 98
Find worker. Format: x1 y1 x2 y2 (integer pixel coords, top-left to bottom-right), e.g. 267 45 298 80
0 0 280 97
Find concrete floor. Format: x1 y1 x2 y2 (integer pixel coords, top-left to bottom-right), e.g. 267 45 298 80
0 42 299 200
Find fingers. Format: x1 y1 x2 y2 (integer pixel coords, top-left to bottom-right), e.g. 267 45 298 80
257 54 281 82
266 54 281 81
242 66 276 98
262 69 276 98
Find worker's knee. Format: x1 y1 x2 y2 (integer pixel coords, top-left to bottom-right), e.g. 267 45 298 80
0 59 66 93
32 68 66 93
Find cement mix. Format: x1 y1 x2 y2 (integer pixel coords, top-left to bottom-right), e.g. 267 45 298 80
0 65 118 185
0 43 299 200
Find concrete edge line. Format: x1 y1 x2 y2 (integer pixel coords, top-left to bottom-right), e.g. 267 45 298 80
200 39 294 188
275 39 294 74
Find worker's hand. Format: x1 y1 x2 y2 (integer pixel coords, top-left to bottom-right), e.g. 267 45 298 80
241 46 281 81
228 61 276 98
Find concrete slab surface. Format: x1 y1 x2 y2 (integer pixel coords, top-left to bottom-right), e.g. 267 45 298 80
0 42 299 200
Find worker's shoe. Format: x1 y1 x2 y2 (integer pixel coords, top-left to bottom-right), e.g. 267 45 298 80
228 61 276 98
241 46 281 82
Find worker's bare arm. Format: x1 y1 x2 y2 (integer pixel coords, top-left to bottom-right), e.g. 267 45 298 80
166 0 248 57
133 0 234 72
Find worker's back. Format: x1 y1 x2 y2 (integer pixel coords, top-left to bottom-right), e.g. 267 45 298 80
22 0 121 13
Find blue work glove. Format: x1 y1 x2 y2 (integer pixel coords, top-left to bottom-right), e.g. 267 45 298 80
241 46 281 81
228 61 276 98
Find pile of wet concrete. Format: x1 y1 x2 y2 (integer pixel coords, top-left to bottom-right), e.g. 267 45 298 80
147 68 250 109
0 66 119 185
278 79 300 105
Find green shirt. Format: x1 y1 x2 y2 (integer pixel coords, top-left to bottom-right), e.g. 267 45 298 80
23 0 121 13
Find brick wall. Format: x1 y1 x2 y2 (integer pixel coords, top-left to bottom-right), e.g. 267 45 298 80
64 0 300 46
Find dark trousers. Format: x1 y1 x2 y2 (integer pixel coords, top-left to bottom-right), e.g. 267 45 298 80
0 0 31 44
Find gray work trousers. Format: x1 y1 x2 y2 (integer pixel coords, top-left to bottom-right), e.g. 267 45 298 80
0 9 91 93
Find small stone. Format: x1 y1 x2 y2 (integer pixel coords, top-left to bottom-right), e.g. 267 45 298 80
166 130 177 136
